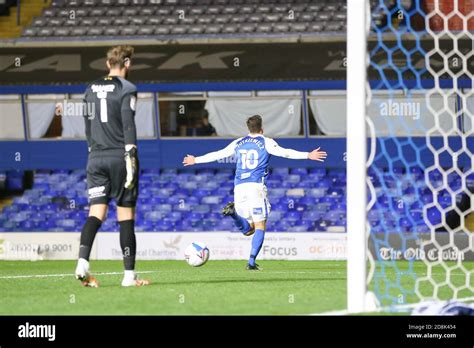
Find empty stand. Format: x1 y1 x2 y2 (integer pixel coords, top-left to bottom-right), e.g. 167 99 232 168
0 165 447 234
21 0 348 38
0 167 349 232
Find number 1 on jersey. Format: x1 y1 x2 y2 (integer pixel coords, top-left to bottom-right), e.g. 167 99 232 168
96 91 108 123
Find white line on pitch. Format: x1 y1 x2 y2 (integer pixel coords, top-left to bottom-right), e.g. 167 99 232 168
0 269 470 280
0 270 326 279
0 270 159 280
0 270 315 279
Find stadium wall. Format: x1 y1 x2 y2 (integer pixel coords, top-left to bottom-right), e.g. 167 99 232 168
0 137 347 170
0 134 471 170
0 79 472 171
0 80 349 170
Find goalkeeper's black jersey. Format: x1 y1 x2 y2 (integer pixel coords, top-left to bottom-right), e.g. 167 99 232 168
83 76 137 153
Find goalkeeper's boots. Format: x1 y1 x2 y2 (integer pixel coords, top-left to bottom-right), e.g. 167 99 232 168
121 273 151 287
221 202 236 217
75 260 99 288
245 263 262 271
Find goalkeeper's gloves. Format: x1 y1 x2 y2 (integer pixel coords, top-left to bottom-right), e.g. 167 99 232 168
124 145 138 190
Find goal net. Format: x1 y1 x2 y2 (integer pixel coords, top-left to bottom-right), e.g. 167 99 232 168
347 0 474 313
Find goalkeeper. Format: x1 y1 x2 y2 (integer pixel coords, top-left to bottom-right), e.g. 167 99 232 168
74 45 149 287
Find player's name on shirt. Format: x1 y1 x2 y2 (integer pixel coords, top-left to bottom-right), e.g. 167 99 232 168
237 137 265 150
91 84 116 93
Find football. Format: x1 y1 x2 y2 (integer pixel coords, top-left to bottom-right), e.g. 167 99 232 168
184 242 210 267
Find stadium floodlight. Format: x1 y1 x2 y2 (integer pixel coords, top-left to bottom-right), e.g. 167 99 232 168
348 0 474 314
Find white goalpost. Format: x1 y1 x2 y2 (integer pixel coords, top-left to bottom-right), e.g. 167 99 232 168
346 0 474 314
346 0 369 313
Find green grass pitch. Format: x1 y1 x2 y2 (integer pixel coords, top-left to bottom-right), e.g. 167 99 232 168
1 260 471 315
0 260 347 315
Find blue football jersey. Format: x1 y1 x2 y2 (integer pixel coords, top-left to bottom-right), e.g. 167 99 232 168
234 135 270 186
194 133 309 185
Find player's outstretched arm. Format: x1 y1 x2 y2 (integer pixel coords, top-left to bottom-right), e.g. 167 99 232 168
265 138 327 162
307 147 328 162
182 139 240 166
183 155 196 166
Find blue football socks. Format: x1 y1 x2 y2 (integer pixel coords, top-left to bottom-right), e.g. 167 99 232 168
229 211 252 234
249 229 265 266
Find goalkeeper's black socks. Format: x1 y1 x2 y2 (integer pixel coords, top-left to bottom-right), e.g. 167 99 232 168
119 219 136 271
79 216 102 261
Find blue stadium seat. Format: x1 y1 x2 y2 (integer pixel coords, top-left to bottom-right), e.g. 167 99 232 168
272 168 289 176
267 188 286 198
188 212 204 222
266 179 280 189
308 188 327 198
137 220 153 230
220 219 234 230
201 196 221 205
6 171 25 191
194 205 211 214
179 181 199 190
315 220 330 232
413 225 430 233
323 210 344 224
145 211 165 222
290 167 307 175
286 211 302 221
166 211 182 221
154 220 174 231
57 219 76 228
297 196 317 206
287 224 310 232
155 204 173 213
426 206 442 225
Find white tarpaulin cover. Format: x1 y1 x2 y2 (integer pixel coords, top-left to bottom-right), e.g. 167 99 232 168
309 91 457 136
27 102 56 138
0 98 24 139
205 99 302 137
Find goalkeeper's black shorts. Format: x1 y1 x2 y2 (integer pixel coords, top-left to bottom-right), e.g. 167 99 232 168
86 149 139 208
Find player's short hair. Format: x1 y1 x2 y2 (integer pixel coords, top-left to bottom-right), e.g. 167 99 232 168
247 115 263 133
107 45 134 69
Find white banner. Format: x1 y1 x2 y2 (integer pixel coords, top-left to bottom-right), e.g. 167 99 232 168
0 233 85 260
97 232 347 261
0 232 347 261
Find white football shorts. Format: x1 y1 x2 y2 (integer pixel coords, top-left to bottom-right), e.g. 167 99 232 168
234 182 271 223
